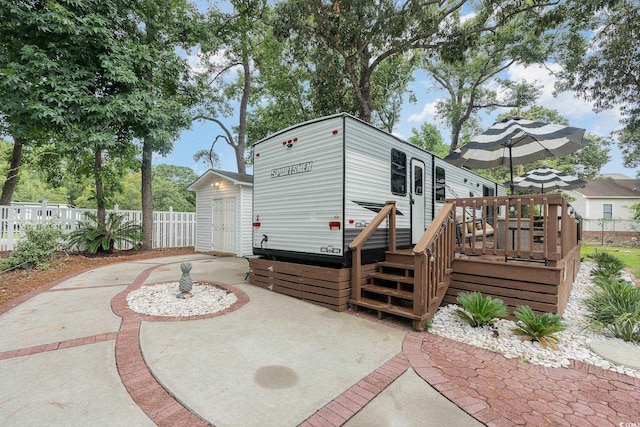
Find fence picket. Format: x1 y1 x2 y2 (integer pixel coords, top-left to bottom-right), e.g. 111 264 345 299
0 205 195 251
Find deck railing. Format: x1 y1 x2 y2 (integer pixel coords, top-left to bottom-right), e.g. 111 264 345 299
450 193 582 265
348 201 396 304
412 202 456 325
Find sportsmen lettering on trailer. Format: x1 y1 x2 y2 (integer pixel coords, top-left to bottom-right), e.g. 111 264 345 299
271 162 314 178
252 113 506 267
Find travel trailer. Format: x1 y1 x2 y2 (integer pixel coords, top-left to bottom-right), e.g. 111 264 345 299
252 113 506 267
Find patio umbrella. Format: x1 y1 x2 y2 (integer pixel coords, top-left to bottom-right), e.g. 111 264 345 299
512 166 586 193
444 117 588 193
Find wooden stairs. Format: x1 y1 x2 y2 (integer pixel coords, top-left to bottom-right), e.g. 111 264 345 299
350 249 452 330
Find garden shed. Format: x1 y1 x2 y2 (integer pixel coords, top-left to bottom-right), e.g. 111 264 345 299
187 169 253 256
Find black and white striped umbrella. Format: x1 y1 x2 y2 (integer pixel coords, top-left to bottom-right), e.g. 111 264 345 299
445 117 588 193
512 166 586 193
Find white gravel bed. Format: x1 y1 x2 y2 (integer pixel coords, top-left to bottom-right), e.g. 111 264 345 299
127 282 237 317
431 261 640 378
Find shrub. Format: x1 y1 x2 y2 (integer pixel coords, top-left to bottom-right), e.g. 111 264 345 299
588 250 625 278
0 223 64 270
512 306 566 350
454 291 508 327
584 277 640 343
67 212 143 254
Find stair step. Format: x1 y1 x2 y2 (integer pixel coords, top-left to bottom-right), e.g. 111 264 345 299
369 272 415 284
384 251 415 264
361 284 413 300
349 298 421 320
376 261 415 271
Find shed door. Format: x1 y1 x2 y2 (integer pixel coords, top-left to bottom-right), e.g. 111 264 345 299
212 199 224 251
411 159 426 244
212 197 236 253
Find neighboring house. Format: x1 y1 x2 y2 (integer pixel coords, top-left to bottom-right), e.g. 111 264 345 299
187 169 253 256
566 178 640 238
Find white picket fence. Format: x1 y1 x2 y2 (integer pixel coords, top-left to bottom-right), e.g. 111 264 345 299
0 204 196 251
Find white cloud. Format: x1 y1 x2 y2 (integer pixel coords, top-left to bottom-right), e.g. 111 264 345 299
505 63 626 137
408 99 441 122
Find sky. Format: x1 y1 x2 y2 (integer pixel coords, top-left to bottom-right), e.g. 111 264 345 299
162 60 637 179
161 1 638 179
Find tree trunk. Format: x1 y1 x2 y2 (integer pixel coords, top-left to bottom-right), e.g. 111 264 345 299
236 58 251 175
0 137 25 205
450 123 462 153
94 147 106 226
141 138 153 250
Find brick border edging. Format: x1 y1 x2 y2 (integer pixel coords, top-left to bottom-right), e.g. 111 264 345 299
0 332 118 360
111 259 250 426
110 279 249 322
300 353 411 427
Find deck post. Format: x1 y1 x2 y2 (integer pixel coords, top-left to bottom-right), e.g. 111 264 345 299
547 203 559 255
387 201 396 252
413 252 426 318
351 247 362 303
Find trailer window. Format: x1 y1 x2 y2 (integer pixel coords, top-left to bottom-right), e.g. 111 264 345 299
413 164 423 196
435 166 445 202
391 149 407 195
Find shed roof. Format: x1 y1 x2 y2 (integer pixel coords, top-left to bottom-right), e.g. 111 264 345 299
574 179 640 198
187 169 253 191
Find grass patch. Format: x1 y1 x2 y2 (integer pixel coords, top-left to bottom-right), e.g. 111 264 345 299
581 243 640 281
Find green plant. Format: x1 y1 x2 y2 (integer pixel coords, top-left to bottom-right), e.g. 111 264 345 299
512 306 566 350
588 250 625 278
584 277 640 343
0 223 64 270
454 291 508 327
67 212 143 254
581 244 640 280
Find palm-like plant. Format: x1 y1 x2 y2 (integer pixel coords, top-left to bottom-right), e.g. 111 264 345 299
588 250 625 278
584 277 640 343
454 291 508 327
67 212 143 254
512 306 566 350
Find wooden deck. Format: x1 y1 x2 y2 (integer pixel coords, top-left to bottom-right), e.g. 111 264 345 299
249 194 583 330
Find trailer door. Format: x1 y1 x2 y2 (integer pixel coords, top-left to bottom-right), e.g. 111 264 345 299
411 158 426 243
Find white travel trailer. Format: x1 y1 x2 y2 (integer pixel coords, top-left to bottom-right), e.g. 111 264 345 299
252 113 506 267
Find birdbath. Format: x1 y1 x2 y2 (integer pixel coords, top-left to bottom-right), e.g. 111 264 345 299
177 262 193 299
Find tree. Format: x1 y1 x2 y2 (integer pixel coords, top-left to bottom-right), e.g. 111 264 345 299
408 123 449 158
0 0 154 225
423 10 547 153
556 0 640 169
274 0 563 125
152 164 197 209
193 0 268 174
131 0 201 250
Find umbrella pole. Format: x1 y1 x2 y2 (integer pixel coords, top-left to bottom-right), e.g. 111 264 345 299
509 146 515 194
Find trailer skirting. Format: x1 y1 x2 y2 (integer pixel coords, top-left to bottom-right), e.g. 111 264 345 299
249 258 375 312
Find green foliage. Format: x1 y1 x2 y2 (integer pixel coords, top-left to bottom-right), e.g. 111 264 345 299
581 244 640 279
408 123 449 158
631 202 640 221
588 250 625 278
584 277 640 343
557 0 640 169
67 212 143 254
454 291 508 327
512 306 566 350
0 223 64 271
